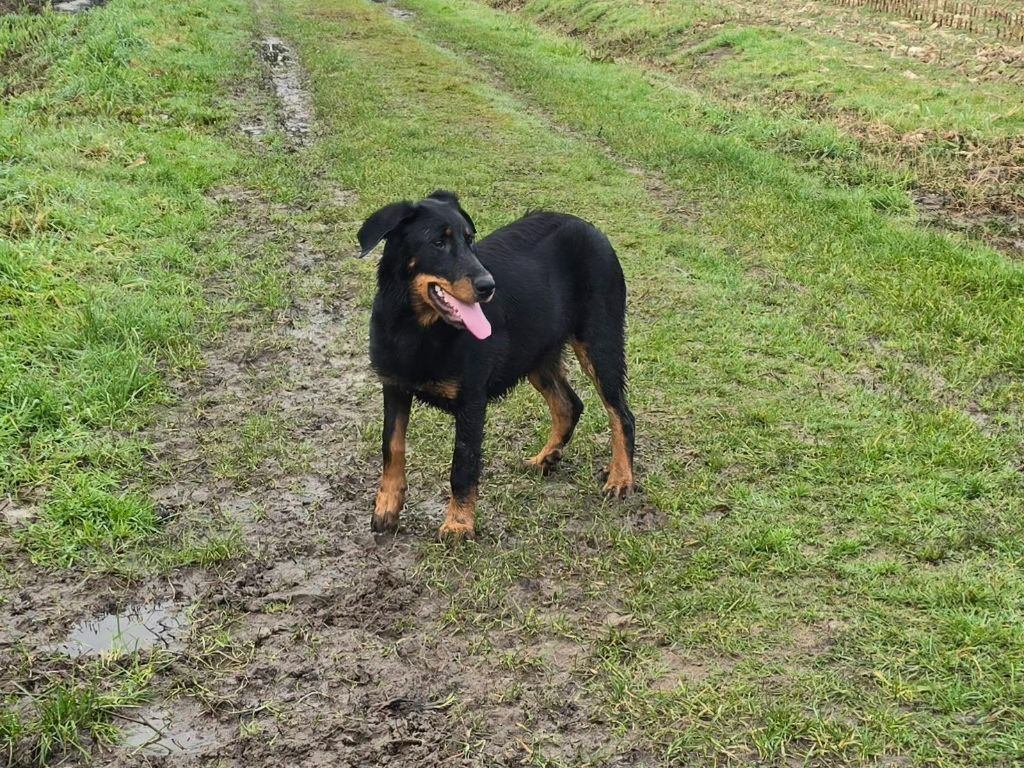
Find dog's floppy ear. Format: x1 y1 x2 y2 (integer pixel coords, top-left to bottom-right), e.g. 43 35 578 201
427 189 476 234
357 201 416 257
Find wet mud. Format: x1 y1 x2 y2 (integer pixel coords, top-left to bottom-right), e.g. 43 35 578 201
0 10 644 764
259 36 315 146
49 603 188 657
371 0 416 21
117 701 222 757
52 0 105 13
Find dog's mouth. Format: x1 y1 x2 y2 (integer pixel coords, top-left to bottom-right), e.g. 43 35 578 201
428 283 492 340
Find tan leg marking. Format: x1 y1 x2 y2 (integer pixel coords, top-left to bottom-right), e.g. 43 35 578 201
571 339 634 497
421 379 460 400
571 339 597 385
373 410 407 531
527 369 572 473
438 488 477 541
602 407 634 497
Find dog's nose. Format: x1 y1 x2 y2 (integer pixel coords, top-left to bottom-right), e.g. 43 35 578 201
474 274 495 303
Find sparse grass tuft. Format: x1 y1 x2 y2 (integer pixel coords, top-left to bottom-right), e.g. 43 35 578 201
18 473 157 568
0 655 155 766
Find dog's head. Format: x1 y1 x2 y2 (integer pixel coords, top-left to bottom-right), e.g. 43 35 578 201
357 190 494 340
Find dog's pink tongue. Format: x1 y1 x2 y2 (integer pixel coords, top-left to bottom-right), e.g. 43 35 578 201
448 294 492 340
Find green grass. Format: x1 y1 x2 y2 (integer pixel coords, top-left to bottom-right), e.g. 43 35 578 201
208 410 312 485
398 0 1024 392
494 0 1024 138
262 0 1024 762
2 655 155 766
1 1 259 758
2 0 1023 764
18 472 157 568
0 0 256 565
479 0 1024 225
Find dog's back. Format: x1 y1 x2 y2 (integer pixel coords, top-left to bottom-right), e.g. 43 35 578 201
476 212 626 384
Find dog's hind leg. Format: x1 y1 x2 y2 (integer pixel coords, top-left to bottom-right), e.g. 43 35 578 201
371 385 412 533
527 358 584 474
571 335 635 498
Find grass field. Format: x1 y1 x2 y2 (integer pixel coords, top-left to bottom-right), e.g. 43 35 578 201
1 0 1022 765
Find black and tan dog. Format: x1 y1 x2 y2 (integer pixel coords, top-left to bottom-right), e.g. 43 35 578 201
357 190 635 540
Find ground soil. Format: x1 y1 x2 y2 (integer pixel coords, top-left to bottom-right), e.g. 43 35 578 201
0 26 646 766
0 0 48 12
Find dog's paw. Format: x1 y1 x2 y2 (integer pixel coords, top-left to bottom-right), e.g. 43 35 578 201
371 509 400 533
437 521 476 542
372 488 404 533
526 448 562 476
600 465 635 499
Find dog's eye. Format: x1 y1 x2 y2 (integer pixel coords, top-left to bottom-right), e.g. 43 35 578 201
432 239 445 249
466 234 475 245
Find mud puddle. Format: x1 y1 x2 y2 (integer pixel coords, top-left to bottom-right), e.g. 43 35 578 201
118 702 222 757
52 0 105 12
51 602 188 657
371 0 416 21
259 36 314 146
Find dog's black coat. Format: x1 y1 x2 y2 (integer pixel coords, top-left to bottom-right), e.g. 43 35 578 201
358 190 634 538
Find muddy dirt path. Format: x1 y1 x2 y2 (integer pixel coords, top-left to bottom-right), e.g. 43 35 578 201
0 19 640 766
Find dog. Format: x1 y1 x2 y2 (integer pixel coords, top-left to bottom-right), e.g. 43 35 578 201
356 190 635 540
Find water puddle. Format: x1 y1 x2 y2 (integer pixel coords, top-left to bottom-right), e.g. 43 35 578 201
259 37 314 146
53 603 187 657
53 0 105 12
119 705 217 756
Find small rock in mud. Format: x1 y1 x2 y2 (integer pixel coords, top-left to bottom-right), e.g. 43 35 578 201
51 602 188 657
603 611 634 628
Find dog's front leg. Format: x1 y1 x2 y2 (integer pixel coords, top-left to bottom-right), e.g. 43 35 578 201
438 394 486 541
372 384 412 533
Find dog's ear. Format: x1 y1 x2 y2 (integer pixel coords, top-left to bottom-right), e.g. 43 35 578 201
357 201 416 257
427 189 476 234
427 189 459 205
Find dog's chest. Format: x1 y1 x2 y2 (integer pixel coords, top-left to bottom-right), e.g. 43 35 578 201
375 359 462 403
370 324 462 402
